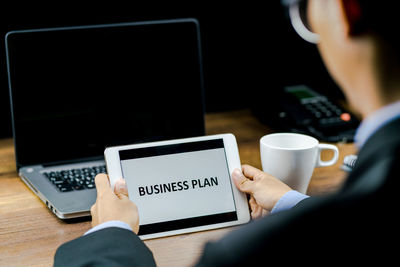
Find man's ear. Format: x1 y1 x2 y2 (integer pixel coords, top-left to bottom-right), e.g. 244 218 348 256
340 0 364 35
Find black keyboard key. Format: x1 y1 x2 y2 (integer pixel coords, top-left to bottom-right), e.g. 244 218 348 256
56 181 70 188
60 187 73 192
53 179 65 185
85 183 95 189
73 184 85 190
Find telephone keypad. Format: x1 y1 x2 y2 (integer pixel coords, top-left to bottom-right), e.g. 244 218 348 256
304 101 349 126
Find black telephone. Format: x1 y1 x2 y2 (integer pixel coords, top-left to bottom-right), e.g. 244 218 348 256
255 85 359 142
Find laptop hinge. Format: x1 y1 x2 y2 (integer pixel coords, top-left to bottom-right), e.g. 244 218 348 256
41 155 104 167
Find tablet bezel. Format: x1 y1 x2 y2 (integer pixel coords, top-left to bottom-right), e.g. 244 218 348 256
104 133 250 240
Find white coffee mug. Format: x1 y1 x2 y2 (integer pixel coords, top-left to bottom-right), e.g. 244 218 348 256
260 133 339 194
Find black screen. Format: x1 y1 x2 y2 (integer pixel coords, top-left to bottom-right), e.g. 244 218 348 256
6 19 205 168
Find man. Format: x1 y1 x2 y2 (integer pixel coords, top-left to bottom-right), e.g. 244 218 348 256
55 0 400 265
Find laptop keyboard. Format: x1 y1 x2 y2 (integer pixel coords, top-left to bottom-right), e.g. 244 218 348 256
43 165 106 192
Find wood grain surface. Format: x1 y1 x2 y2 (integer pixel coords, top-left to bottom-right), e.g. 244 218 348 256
0 109 357 267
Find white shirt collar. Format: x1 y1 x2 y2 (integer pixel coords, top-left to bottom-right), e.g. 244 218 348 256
355 100 400 148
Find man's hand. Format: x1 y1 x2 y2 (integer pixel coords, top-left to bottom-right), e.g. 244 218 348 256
90 174 140 234
232 164 291 219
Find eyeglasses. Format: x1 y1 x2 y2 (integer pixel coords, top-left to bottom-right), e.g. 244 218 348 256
282 0 320 43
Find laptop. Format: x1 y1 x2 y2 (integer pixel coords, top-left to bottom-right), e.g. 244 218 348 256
5 18 205 219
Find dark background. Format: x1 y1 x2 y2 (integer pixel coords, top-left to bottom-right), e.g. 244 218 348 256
0 2 342 138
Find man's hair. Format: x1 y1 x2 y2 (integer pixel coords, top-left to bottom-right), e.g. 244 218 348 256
359 1 399 46
359 0 400 88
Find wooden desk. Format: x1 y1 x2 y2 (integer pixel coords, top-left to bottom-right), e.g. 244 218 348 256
0 109 357 267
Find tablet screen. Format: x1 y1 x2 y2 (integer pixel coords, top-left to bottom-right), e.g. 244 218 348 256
119 139 238 235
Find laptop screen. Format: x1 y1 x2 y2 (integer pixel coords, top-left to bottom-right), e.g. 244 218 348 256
6 19 205 168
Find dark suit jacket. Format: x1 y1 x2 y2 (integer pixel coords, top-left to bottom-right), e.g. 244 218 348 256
54 118 400 266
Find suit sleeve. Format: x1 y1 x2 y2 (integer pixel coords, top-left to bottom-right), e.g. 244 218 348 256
195 196 327 267
195 209 307 266
54 227 156 267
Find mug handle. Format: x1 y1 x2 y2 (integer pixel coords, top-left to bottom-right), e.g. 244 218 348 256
316 144 339 167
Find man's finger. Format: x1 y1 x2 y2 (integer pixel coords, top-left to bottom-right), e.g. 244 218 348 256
232 168 254 193
90 203 98 227
251 205 263 219
90 203 96 215
95 173 112 197
249 196 259 212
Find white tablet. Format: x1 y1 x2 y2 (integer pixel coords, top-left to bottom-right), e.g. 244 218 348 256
104 133 250 240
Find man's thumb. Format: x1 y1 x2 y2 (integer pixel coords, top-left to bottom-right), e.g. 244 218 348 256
114 178 129 199
232 168 253 194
